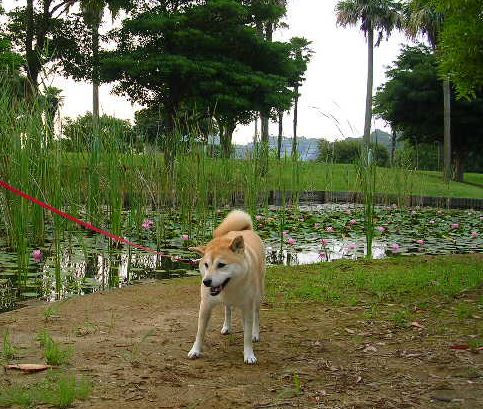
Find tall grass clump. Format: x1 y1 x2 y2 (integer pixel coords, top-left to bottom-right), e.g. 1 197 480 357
356 146 376 259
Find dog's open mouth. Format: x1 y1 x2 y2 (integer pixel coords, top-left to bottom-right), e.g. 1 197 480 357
210 278 231 296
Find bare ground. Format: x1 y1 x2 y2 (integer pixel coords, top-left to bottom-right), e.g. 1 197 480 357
1 277 481 408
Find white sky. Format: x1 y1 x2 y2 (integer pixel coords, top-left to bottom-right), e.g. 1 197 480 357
5 0 414 144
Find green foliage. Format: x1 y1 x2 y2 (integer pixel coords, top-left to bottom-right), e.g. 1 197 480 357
2 329 16 361
102 0 296 148
318 139 389 167
0 372 91 408
436 0 483 99
61 113 137 152
374 45 483 174
37 331 73 366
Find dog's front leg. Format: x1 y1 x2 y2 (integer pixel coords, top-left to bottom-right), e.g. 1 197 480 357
242 307 257 364
188 300 212 359
221 305 232 335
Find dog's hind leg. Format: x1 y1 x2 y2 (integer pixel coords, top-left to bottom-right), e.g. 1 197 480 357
221 305 232 335
252 302 260 342
188 301 212 359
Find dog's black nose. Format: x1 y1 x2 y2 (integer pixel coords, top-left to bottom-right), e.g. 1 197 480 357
203 278 212 287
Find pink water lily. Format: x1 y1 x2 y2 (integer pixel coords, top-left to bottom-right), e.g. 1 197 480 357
142 219 154 230
287 237 296 246
376 226 386 233
325 226 335 233
320 239 329 247
471 231 479 239
390 243 401 253
181 234 190 241
32 249 42 263
318 252 327 261
347 243 357 251
349 219 357 225
416 239 425 246
450 223 460 230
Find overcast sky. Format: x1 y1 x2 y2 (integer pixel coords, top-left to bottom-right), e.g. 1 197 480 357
7 0 414 144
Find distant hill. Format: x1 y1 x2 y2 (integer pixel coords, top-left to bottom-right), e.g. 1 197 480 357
234 130 394 161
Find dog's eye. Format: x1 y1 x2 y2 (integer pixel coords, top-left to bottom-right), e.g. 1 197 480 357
204 263 208 269
217 262 226 268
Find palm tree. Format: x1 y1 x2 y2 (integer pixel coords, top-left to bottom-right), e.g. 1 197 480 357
335 0 401 146
289 37 312 160
403 0 451 182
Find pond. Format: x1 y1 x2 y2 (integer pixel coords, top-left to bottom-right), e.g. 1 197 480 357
0 204 481 312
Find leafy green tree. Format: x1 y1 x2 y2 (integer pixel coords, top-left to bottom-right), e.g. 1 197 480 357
102 0 295 170
403 0 452 182
318 138 389 167
374 45 483 181
335 0 401 146
435 0 483 99
61 113 136 152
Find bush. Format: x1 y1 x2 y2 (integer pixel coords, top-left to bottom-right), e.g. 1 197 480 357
318 139 389 167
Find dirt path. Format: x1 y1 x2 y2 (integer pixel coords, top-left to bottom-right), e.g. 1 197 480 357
1 277 481 408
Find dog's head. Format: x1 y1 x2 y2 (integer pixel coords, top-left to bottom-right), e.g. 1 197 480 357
189 235 245 296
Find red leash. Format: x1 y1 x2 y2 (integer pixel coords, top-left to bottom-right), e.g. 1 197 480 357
0 179 198 266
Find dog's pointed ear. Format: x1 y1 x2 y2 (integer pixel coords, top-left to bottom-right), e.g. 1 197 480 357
189 246 206 256
229 235 244 253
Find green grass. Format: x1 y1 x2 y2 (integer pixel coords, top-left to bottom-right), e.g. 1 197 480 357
37 331 73 366
464 172 483 187
2 329 16 361
0 372 91 408
266 254 483 307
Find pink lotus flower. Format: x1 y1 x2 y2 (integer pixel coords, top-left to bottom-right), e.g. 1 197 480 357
390 243 401 253
32 249 42 263
318 252 327 261
142 219 154 230
347 243 357 251
450 223 460 230
416 239 425 246
283 231 289 238
471 231 479 239
376 226 386 233
181 234 190 241
349 219 357 225
325 226 335 233
287 237 296 246
320 239 329 247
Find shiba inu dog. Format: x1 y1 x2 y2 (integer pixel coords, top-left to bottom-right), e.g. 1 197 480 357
188 210 265 364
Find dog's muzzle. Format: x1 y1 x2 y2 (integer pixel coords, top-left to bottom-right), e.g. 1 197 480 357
203 277 231 296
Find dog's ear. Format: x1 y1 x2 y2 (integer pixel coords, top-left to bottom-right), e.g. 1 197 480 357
189 246 206 256
229 235 244 254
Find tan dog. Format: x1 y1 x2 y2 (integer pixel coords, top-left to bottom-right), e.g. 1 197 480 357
188 210 265 364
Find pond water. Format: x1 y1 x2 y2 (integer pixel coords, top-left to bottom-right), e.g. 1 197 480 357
0 204 481 312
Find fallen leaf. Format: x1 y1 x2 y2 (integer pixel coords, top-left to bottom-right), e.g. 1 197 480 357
411 321 425 329
5 364 52 373
449 345 470 350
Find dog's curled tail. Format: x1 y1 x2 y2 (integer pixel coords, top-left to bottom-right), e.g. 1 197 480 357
214 210 253 238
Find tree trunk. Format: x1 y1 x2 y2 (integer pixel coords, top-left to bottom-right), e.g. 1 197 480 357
391 129 396 166
364 25 374 146
92 18 101 131
277 110 283 160
220 121 236 159
292 87 299 160
443 78 452 181
453 150 464 182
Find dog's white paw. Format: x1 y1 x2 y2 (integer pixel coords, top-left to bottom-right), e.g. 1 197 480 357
252 334 260 342
221 326 231 335
187 348 202 359
244 353 257 364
